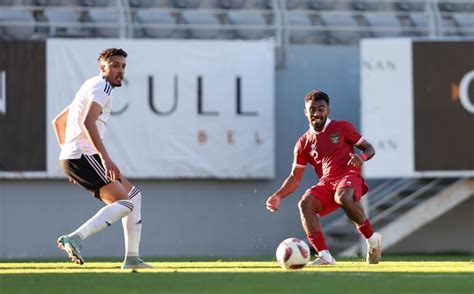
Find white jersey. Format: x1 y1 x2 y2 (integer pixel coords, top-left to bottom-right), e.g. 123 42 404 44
60 75 114 160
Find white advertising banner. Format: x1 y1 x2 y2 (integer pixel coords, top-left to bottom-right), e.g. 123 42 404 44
46 39 275 179
361 38 413 178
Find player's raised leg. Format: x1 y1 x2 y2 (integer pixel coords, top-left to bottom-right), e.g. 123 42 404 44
119 177 152 269
58 181 133 265
335 187 382 264
298 192 336 266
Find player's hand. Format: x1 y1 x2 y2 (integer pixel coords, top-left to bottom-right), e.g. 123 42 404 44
100 154 121 182
347 153 363 168
266 195 281 212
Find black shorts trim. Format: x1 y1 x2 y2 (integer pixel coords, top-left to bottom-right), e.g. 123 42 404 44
60 154 111 199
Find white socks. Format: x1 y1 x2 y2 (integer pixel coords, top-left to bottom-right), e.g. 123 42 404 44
122 186 142 259
69 200 134 241
66 186 144 261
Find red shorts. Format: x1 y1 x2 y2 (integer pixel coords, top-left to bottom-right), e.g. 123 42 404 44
304 173 368 217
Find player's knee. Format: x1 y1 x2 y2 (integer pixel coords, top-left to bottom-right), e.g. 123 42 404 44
116 199 134 215
335 191 352 206
128 186 141 200
127 200 134 210
298 196 314 214
334 194 343 205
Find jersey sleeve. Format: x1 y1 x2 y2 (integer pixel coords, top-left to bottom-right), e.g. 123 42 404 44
292 137 307 168
89 81 111 107
342 121 363 146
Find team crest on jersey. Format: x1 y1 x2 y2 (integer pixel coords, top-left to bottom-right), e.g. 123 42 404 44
330 133 340 144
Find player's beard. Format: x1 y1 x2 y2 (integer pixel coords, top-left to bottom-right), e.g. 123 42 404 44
311 116 326 131
111 76 123 87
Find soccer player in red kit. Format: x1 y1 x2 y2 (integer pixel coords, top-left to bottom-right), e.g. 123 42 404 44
266 89 382 265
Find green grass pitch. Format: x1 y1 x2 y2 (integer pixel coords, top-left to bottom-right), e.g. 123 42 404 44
1 256 473 293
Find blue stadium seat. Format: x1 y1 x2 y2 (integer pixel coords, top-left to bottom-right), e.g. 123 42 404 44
0 0 16 5
174 0 201 9
364 13 403 37
81 0 112 7
218 0 247 9
0 9 36 39
351 1 394 11
306 1 337 11
87 7 120 37
129 0 174 7
265 0 300 10
227 10 271 39
287 12 311 43
438 1 474 12
439 15 460 36
182 10 222 39
135 9 179 38
404 12 428 36
44 7 84 36
320 12 360 43
36 0 81 5
248 0 270 9
453 14 474 37
394 1 425 11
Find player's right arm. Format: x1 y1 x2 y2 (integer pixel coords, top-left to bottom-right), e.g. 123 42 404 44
267 136 308 212
266 166 305 212
83 101 120 181
51 105 70 147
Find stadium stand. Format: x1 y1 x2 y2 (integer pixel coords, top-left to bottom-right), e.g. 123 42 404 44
0 8 36 39
181 10 223 39
218 0 248 9
453 13 474 36
0 0 473 43
86 7 122 37
286 12 309 42
134 8 180 38
363 12 404 37
43 7 85 37
227 9 273 39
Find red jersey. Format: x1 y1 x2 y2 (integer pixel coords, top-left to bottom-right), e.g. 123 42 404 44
293 119 364 183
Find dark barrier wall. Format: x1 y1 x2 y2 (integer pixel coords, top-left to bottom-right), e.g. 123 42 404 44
413 41 474 171
0 41 46 171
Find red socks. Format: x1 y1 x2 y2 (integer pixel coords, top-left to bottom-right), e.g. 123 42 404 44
307 231 328 252
357 219 374 239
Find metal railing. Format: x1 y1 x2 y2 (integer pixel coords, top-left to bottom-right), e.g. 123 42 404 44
1 1 472 38
0 0 472 65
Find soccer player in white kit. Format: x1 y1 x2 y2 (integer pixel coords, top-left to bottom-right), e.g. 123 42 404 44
51 48 152 269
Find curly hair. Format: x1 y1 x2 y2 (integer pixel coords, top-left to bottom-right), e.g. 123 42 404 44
97 48 128 63
304 89 329 105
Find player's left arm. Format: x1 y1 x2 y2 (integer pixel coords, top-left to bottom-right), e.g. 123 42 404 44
51 105 70 147
342 121 376 167
348 138 376 167
356 138 375 160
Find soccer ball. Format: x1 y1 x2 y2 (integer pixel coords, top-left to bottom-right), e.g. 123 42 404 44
275 237 310 270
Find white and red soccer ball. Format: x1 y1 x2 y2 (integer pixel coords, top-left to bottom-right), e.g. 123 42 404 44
276 237 310 270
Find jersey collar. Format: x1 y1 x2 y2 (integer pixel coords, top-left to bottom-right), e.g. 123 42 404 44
309 118 331 134
100 75 116 90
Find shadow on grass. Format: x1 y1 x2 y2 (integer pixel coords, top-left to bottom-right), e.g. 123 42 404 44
1 271 473 294
1 253 472 263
